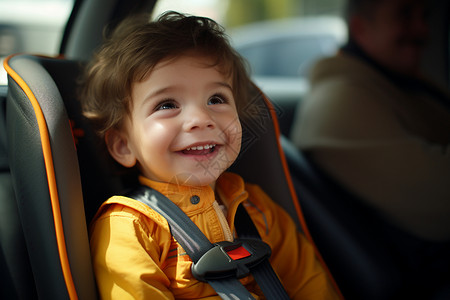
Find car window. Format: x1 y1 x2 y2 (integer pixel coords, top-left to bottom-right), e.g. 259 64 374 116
151 0 347 105
0 0 74 85
238 35 337 77
228 15 346 78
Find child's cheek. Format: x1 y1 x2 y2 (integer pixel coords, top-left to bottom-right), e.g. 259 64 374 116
225 119 242 148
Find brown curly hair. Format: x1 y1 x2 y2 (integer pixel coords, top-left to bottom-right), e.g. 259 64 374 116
79 11 251 140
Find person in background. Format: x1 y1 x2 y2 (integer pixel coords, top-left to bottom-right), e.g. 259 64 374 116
290 0 450 297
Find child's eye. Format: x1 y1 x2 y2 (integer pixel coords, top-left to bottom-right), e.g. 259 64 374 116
208 94 227 105
154 100 178 111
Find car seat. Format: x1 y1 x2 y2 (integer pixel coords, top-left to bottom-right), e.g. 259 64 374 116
282 137 406 299
281 136 450 299
4 55 102 299
0 86 37 299
3 54 341 299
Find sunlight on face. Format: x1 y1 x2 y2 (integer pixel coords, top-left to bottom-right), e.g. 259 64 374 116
123 54 242 187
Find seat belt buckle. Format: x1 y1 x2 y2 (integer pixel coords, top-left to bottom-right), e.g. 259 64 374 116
191 239 272 282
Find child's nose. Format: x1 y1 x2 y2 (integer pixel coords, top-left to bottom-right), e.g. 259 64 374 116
183 107 215 131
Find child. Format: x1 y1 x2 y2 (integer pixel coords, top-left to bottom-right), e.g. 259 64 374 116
80 11 339 300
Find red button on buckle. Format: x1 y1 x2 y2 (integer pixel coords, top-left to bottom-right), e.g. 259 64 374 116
191 239 272 282
227 246 251 260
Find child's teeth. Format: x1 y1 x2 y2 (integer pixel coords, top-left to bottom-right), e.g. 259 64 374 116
185 144 216 151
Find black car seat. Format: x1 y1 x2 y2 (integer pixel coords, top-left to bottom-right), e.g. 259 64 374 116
282 137 406 299
4 54 102 299
281 133 450 300
0 86 37 299
284 136 450 300
4 54 341 299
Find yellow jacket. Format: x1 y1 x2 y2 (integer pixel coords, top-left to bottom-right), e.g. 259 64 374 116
90 172 338 299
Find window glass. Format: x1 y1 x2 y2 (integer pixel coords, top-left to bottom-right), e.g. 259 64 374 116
151 0 347 106
151 0 347 84
0 0 74 84
152 0 345 28
152 0 228 24
238 34 340 77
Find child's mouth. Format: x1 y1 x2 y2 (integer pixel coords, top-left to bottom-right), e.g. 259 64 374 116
181 144 217 155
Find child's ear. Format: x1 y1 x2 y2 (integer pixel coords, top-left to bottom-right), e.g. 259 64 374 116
105 129 137 168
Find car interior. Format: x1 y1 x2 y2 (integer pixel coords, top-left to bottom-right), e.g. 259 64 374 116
0 0 449 299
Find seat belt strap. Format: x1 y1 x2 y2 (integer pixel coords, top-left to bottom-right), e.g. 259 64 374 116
127 185 290 300
127 186 255 300
235 205 291 300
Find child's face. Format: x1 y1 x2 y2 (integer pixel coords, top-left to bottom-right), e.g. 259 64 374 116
108 54 242 187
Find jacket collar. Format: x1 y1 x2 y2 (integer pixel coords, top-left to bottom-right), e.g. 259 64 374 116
341 38 412 85
341 39 450 110
138 172 247 214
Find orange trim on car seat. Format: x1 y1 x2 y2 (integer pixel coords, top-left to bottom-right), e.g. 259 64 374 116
3 55 79 300
262 93 344 299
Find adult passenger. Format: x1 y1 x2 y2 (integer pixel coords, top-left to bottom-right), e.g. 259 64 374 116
290 0 450 296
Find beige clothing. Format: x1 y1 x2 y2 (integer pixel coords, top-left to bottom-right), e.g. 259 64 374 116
291 53 450 241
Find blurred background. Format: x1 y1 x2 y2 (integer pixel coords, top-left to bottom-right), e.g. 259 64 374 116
0 0 347 109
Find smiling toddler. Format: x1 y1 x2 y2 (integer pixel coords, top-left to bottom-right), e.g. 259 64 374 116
80 11 339 300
